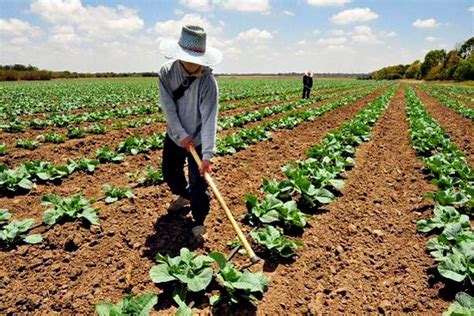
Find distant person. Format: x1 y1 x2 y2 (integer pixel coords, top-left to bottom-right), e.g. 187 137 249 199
158 25 222 242
302 71 313 99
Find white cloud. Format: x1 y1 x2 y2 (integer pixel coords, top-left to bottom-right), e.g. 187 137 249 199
351 25 379 43
297 39 307 45
179 0 212 12
153 13 218 38
380 31 397 38
283 10 295 16
412 18 439 28
236 28 273 42
313 29 322 35
218 0 270 12
318 36 347 45
307 0 351 7
469 6 474 12
0 18 42 37
330 7 378 24
30 0 144 39
49 25 81 44
329 29 346 36
425 36 437 42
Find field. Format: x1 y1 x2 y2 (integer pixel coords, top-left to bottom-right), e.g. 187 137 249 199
0 77 472 315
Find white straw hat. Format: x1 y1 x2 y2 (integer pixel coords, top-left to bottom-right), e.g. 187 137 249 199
160 25 222 66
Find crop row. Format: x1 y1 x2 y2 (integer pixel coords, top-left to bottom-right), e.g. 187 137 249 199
0 78 304 116
1 85 395 316
0 84 365 159
405 85 473 314
417 85 474 121
0 85 384 192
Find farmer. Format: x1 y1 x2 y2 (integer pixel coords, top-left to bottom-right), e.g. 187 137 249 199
302 70 313 99
158 25 222 241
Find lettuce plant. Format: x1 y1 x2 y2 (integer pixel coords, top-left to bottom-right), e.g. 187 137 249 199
16 139 40 150
96 146 125 163
149 248 214 293
251 225 303 258
0 210 42 247
95 292 158 316
68 158 99 173
443 292 474 316
245 194 307 228
0 143 6 155
42 194 100 226
0 165 34 192
209 252 268 305
103 184 135 204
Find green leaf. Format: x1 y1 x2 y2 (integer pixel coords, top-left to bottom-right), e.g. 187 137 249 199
209 252 227 269
209 295 221 306
149 263 175 283
187 267 213 292
23 234 43 244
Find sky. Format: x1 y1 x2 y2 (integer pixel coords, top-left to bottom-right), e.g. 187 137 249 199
0 0 473 74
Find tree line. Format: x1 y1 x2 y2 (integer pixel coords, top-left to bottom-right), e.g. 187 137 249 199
0 65 158 81
369 37 473 81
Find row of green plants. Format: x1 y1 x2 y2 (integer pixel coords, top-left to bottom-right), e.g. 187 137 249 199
0 103 163 132
219 80 374 112
421 84 473 103
0 78 304 117
418 84 474 121
405 85 473 315
217 85 373 130
93 85 397 316
1 84 372 156
95 248 269 315
0 135 165 193
216 85 387 155
1 86 381 194
239 87 396 260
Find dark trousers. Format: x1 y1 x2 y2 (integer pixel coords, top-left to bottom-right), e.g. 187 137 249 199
302 87 311 99
162 134 210 225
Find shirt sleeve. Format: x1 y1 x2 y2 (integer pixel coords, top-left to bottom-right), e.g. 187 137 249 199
199 75 219 161
159 77 189 143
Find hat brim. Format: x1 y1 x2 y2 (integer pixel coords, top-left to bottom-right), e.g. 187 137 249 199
160 39 222 66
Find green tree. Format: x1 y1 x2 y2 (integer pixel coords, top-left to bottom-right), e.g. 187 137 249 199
459 36 474 59
421 49 446 78
454 54 474 81
441 50 461 80
404 60 421 79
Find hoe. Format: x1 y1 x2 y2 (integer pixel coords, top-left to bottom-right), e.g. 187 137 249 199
190 146 260 264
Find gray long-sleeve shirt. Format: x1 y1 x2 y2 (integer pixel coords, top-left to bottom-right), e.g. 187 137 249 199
158 60 219 161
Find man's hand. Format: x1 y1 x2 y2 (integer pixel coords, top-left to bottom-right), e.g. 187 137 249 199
180 136 194 152
199 160 212 176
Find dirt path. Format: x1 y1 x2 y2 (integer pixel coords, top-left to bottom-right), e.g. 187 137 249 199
412 86 474 166
0 87 388 315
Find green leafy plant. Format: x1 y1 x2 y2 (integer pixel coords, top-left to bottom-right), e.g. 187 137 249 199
87 123 107 134
28 118 49 130
251 225 303 258
38 131 66 144
117 135 149 155
245 194 307 228
443 292 474 316
0 165 34 192
68 158 100 173
103 184 135 204
16 139 40 150
96 146 125 163
67 127 86 139
137 166 164 186
0 143 6 155
42 194 100 226
24 161 71 182
149 248 214 293
95 292 158 316
417 205 470 233
0 210 42 247
209 252 269 305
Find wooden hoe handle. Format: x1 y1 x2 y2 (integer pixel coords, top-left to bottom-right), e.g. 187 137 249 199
189 147 259 264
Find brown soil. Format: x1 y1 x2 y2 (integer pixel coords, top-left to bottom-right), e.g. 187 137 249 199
0 87 390 315
413 86 474 166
